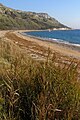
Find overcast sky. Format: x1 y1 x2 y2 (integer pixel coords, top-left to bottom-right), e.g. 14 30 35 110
0 0 80 29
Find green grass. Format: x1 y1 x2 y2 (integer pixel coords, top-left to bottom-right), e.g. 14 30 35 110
0 38 80 120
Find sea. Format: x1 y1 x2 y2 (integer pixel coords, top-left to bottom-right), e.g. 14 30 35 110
24 30 80 47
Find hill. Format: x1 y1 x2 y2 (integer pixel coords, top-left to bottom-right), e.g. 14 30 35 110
0 3 69 30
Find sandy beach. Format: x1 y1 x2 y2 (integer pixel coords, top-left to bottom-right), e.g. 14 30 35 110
1 30 80 62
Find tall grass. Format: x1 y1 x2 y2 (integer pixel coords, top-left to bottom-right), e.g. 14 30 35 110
0 37 80 120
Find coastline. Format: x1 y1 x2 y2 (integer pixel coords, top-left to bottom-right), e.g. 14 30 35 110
22 30 80 50
16 30 80 59
1 30 80 60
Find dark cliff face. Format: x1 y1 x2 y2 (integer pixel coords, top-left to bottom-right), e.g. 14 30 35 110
0 3 68 30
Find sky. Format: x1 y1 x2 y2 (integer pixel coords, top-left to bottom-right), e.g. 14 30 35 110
0 0 80 29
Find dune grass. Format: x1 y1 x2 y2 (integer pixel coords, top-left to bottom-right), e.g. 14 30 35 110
0 37 80 120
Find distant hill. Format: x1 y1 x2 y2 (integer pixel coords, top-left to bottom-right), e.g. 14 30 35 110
0 3 69 30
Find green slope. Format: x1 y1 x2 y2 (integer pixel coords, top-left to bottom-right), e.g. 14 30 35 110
0 3 69 30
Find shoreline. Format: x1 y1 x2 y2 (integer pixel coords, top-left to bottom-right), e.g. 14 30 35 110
15 30 80 59
16 30 80 59
1 30 80 60
22 31 80 51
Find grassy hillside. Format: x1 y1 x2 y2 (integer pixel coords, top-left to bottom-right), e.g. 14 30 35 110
0 3 68 30
0 35 80 120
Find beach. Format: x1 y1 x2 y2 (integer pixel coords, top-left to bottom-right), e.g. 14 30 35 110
1 30 80 119
1 30 80 62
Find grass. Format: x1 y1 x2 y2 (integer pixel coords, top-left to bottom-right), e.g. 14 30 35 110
0 37 80 120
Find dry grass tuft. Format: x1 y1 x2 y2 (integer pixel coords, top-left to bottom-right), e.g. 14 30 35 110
0 37 80 120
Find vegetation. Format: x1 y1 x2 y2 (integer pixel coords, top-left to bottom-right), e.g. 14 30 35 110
0 4 68 30
0 36 80 120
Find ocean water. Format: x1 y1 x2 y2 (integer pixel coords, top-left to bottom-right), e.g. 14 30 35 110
24 30 80 46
